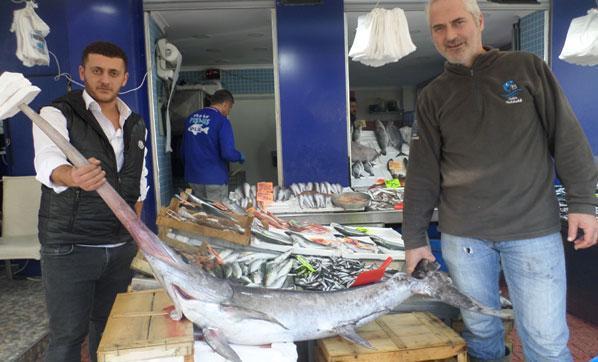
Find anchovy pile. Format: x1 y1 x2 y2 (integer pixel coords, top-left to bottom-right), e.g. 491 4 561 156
293 256 373 291
366 187 404 211
206 249 297 289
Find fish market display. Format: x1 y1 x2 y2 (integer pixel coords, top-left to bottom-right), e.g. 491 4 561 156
230 181 344 210
350 124 413 184
247 219 405 260
22 78 511 362
366 186 404 211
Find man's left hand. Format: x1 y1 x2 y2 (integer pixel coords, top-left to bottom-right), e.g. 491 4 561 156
567 213 598 249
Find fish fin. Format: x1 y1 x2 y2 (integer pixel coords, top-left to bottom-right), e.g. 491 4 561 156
335 325 375 349
202 327 242 362
221 304 289 330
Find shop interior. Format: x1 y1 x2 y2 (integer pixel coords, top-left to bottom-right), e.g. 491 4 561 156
147 4 542 197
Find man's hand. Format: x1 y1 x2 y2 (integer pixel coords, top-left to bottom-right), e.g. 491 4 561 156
51 157 106 191
405 245 436 275
567 213 598 250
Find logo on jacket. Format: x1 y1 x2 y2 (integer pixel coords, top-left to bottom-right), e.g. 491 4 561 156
188 113 211 135
189 124 209 135
500 80 523 104
138 140 144 149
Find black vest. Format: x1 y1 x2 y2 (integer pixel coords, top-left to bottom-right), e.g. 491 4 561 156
38 91 146 245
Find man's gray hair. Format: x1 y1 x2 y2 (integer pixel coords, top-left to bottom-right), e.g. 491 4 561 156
425 0 482 24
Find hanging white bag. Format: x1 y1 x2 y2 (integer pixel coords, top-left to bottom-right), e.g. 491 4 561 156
10 1 50 67
348 7 416 68
559 9 598 66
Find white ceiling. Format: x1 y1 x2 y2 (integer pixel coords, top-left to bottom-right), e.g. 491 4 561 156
153 4 540 87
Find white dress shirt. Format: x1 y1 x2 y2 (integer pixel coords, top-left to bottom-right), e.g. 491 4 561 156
32 90 149 201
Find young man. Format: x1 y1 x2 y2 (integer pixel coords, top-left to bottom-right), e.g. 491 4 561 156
32 41 148 362
402 0 597 361
182 89 244 202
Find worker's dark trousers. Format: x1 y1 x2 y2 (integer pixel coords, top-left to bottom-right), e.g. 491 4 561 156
41 242 137 362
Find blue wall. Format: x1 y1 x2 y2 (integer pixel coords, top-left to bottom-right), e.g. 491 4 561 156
0 0 157 228
276 0 349 186
551 0 598 155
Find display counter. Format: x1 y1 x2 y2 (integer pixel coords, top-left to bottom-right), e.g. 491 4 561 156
276 209 438 225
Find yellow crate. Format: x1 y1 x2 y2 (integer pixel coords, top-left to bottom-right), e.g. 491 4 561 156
97 289 193 362
316 312 467 362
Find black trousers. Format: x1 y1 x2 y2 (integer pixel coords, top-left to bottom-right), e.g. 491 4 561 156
41 242 137 362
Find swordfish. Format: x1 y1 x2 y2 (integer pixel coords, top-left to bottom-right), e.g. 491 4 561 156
19 104 512 362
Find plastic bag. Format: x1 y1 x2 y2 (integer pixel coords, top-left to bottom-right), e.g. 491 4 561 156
10 2 50 67
349 8 416 67
559 9 598 66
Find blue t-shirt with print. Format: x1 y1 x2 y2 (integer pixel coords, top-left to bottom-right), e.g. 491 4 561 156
182 107 243 185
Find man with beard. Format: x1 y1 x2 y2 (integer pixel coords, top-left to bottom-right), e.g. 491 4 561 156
32 41 148 362
402 0 597 361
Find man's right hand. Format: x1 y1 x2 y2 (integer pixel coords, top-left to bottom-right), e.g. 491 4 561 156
405 245 436 275
51 157 106 191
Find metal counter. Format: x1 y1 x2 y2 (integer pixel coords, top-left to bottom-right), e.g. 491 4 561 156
276 209 438 225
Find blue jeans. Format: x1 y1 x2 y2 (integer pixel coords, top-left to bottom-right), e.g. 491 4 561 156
41 242 137 362
441 232 571 362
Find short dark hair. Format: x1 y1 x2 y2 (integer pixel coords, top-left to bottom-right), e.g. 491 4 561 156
210 89 234 105
82 41 128 71
350 97 357 103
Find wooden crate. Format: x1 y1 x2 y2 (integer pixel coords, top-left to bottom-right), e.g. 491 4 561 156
97 289 193 362
157 196 253 246
315 312 467 362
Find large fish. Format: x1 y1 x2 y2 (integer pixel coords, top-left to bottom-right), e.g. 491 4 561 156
374 120 389 156
20 105 512 362
386 121 403 150
351 141 379 163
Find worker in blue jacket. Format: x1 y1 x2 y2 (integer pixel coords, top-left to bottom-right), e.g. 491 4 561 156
182 89 244 201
